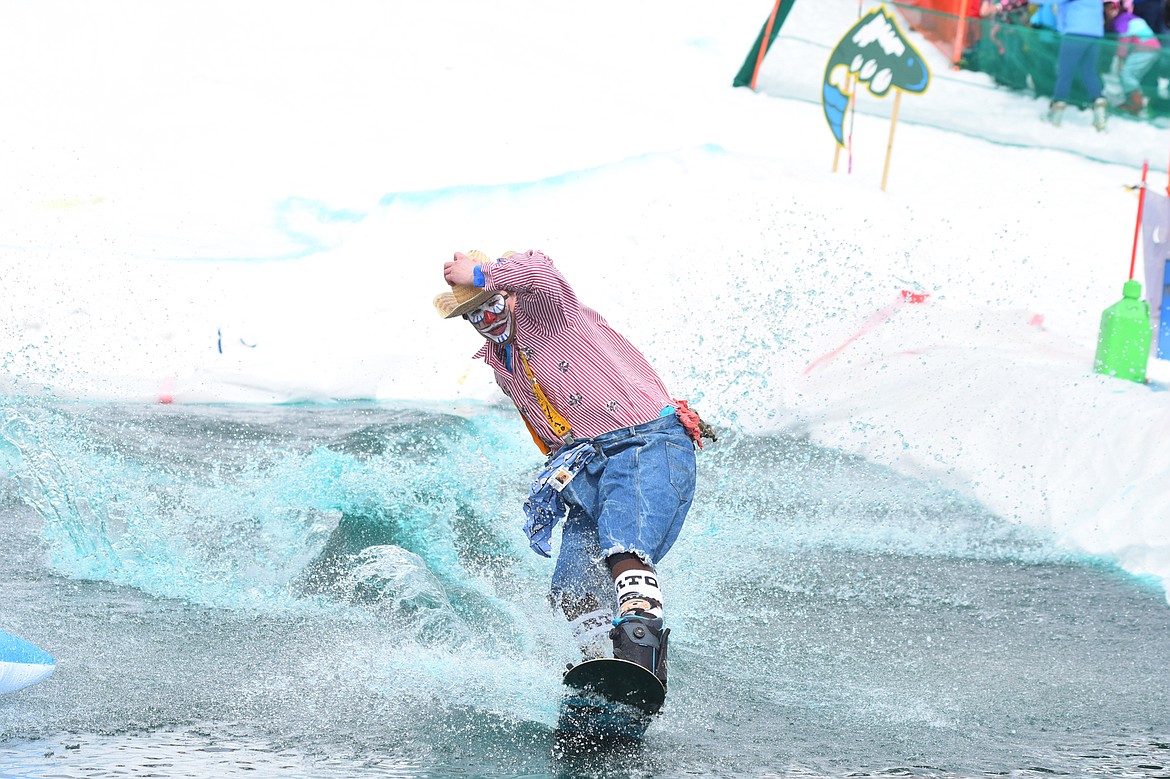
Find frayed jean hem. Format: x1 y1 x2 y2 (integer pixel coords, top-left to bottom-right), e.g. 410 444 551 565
600 545 655 568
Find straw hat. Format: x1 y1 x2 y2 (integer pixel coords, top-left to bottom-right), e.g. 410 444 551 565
434 250 519 319
434 250 497 319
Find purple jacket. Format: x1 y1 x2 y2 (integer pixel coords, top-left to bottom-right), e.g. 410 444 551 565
1110 11 1162 56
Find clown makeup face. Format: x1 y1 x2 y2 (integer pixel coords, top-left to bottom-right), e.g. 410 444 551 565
464 293 513 344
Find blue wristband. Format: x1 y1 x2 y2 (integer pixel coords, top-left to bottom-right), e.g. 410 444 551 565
472 266 486 287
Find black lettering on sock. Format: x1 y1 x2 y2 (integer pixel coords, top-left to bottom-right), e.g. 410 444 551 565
616 575 645 591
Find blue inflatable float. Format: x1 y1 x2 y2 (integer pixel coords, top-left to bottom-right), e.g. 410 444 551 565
0 629 55 694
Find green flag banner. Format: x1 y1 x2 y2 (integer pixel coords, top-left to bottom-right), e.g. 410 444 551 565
733 0 800 90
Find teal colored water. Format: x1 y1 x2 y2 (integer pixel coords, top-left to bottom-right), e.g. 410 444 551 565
1 402 1168 778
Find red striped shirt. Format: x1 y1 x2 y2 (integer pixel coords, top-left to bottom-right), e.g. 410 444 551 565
475 250 674 451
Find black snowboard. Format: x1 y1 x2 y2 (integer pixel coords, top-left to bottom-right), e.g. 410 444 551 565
556 658 665 742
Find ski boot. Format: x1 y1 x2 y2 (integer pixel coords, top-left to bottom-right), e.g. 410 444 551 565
1092 97 1108 132
611 615 669 689
1046 100 1067 127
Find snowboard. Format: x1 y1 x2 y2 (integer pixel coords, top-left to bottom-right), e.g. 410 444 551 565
555 657 665 743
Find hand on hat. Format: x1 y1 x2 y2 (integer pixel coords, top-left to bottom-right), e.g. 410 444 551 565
444 252 479 287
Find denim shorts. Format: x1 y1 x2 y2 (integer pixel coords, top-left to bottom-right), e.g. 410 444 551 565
549 412 697 609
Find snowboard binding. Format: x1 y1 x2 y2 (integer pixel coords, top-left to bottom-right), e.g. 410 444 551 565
610 615 669 689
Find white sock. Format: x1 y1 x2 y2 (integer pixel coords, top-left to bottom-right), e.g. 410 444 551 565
569 608 613 659
614 569 664 620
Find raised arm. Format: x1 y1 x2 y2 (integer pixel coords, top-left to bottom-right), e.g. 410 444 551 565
481 250 567 296
482 250 576 333
443 251 481 287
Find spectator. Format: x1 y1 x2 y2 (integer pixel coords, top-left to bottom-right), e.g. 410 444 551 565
1028 3 1063 96
1106 0 1163 114
1032 3 1060 28
1048 0 1109 130
981 0 1030 20
977 0 1033 88
1132 0 1167 32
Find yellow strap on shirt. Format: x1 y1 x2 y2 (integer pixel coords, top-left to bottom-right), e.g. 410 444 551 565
517 350 575 447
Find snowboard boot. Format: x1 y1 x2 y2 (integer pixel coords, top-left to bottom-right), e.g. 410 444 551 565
570 608 614 661
1092 97 1108 132
1121 89 1145 115
1047 100 1067 127
611 615 669 689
